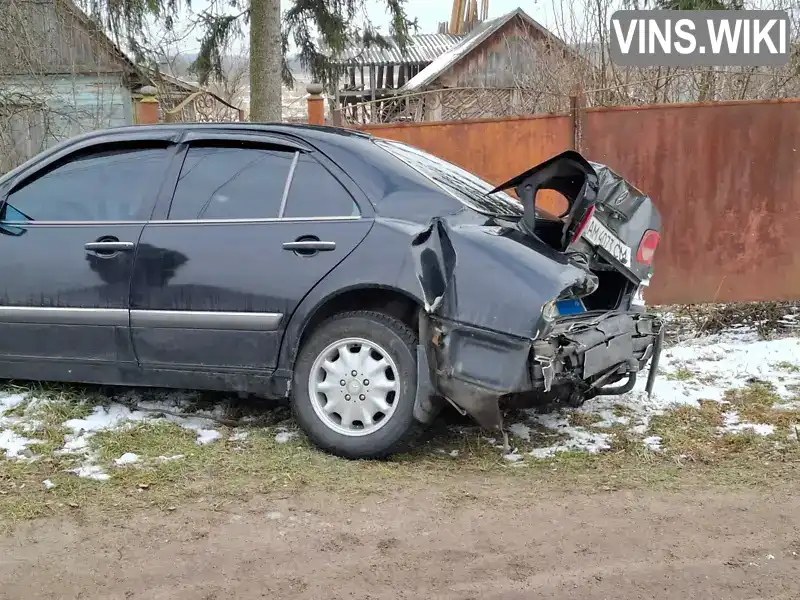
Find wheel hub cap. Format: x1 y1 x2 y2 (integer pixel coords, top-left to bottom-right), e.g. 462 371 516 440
308 337 400 437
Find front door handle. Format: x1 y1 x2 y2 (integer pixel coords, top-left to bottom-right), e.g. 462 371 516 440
84 240 136 258
282 240 336 252
85 241 135 252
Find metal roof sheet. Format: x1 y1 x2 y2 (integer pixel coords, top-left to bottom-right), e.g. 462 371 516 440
330 33 464 66
402 8 566 91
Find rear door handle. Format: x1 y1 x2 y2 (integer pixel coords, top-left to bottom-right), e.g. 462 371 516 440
84 241 135 252
282 240 336 252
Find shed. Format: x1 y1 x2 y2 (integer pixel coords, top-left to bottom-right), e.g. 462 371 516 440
0 0 240 172
335 8 577 124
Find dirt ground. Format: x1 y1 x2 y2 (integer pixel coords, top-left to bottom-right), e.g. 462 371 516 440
1 477 798 600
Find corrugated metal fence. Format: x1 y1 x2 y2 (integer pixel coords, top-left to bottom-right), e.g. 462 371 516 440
359 98 800 305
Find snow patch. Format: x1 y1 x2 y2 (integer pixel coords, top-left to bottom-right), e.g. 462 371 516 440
503 451 524 462
43 479 55 489
156 454 185 462
643 436 663 452
651 331 800 403
508 423 531 441
526 413 611 458
0 393 27 414
275 430 297 444
64 404 150 434
720 412 775 436
195 429 222 445
589 409 630 429
114 452 139 466
69 465 110 481
0 429 39 460
230 431 249 442
55 433 91 455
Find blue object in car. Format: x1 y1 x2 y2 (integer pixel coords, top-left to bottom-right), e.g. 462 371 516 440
556 298 586 315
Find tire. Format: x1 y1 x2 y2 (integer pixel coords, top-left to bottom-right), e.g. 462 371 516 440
292 310 423 459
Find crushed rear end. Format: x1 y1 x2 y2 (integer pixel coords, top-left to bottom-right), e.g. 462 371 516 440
411 151 665 435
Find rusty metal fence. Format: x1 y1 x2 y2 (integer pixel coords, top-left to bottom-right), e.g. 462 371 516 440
357 98 800 306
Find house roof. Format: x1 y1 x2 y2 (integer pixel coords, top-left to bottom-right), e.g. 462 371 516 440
60 0 238 110
57 0 139 74
402 7 568 92
330 33 464 67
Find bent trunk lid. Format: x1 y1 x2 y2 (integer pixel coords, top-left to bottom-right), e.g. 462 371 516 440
489 151 661 283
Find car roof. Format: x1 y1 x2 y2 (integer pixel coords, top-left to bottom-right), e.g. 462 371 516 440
74 122 377 145
0 122 385 188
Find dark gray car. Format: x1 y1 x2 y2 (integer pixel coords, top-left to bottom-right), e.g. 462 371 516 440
0 123 663 458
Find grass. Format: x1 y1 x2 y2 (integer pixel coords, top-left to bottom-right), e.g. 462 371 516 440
2 380 800 528
567 411 605 428
612 404 636 418
724 382 800 429
775 361 800 373
648 381 800 467
666 366 695 381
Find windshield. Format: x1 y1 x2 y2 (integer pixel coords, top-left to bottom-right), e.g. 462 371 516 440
375 139 524 218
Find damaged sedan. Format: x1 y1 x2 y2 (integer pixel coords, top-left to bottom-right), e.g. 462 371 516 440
0 123 663 459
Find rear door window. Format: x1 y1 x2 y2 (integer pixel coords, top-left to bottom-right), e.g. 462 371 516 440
2 146 169 222
168 145 295 220
283 154 360 218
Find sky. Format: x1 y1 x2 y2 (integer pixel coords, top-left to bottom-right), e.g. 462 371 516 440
364 0 552 34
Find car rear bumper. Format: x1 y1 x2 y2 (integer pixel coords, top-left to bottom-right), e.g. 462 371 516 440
531 311 663 394
414 310 664 431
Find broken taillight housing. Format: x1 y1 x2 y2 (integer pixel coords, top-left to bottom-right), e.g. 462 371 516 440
636 230 660 265
570 204 596 244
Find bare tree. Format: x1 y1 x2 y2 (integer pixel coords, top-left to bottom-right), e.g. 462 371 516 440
542 0 800 107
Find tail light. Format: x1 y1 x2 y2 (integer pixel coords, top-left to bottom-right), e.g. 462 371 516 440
570 204 596 244
637 230 660 265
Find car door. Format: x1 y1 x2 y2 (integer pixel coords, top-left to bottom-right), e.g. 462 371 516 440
130 133 373 372
0 136 174 377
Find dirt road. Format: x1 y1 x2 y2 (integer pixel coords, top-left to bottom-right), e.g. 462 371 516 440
0 478 797 600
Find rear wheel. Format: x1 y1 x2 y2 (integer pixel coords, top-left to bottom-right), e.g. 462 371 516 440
292 311 422 459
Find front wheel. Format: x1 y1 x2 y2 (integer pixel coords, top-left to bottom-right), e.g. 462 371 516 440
291 311 423 459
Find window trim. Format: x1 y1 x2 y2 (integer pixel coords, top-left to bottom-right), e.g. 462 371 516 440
0 141 176 224
277 151 300 218
0 130 180 198
0 215 364 227
280 152 363 220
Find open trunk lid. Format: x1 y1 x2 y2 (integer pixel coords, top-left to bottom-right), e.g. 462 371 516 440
489 151 661 284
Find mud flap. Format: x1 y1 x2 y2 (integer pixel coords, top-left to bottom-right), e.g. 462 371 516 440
412 338 441 425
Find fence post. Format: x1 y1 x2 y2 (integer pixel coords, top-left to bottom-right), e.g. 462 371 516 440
569 86 585 153
135 85 160 125
306 83 324 125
